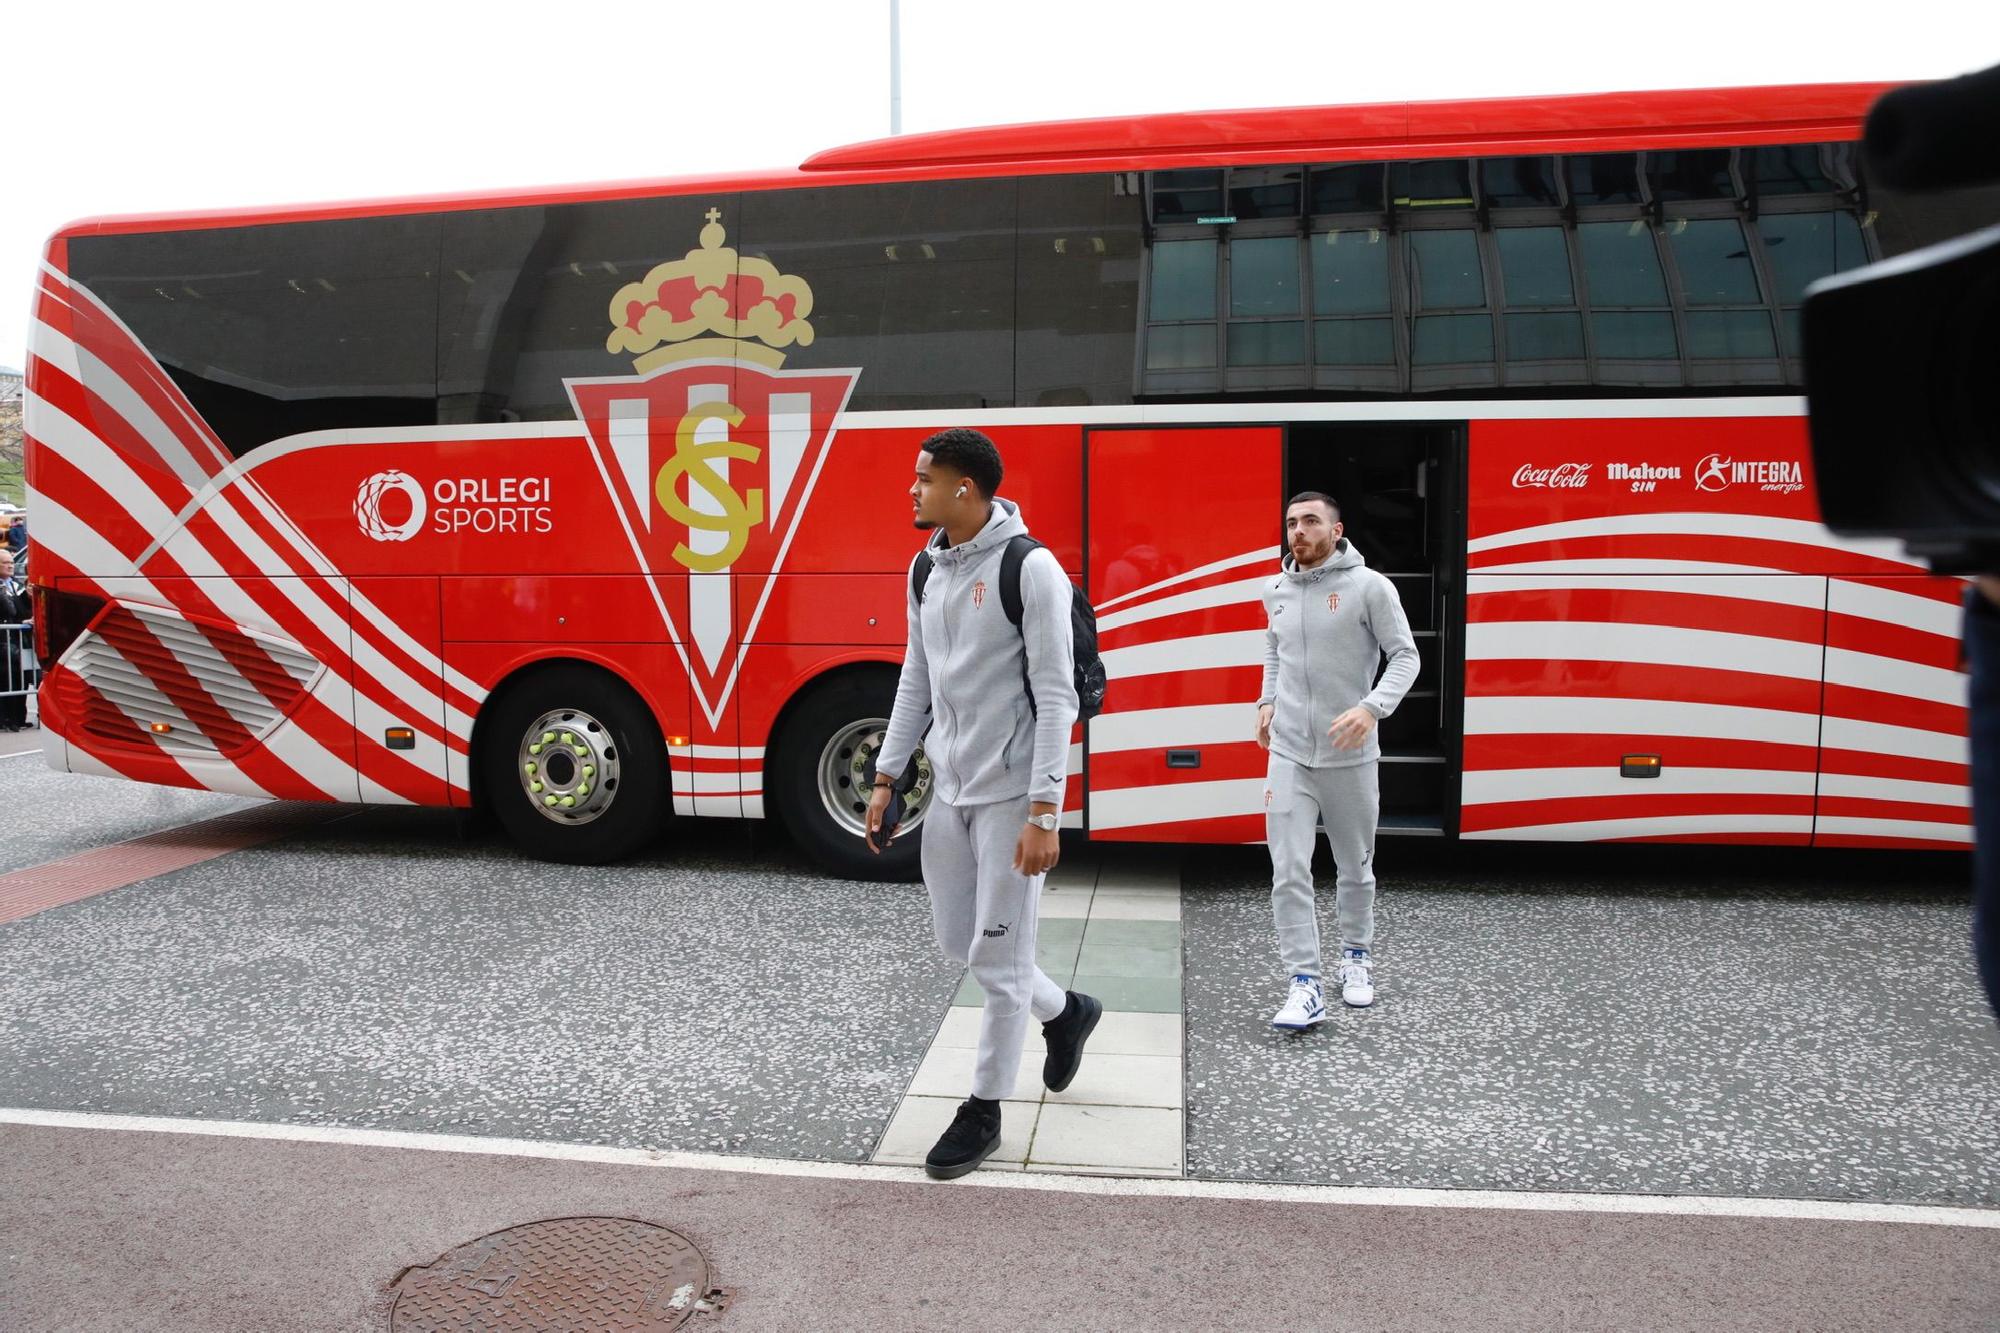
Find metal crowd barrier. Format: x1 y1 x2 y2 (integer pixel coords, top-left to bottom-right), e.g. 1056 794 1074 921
2 622 37 703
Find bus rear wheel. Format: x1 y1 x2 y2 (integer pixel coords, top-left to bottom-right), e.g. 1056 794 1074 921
770 672 931 881
478 665 667 865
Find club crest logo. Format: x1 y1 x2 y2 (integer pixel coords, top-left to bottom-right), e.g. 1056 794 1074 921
354 470 427 542
1327 592 1340 613
972 581 987 610
566 209 860 727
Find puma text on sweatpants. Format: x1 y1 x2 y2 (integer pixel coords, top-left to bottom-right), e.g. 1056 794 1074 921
922 795 1068 1100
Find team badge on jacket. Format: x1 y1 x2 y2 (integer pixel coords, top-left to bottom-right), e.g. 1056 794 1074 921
972 581 987 609
1328 592 1341 612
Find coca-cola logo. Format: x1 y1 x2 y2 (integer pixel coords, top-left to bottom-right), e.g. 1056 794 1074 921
1511 463 1592 489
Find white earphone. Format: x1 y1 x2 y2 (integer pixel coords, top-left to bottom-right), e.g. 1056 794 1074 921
956 485 967 497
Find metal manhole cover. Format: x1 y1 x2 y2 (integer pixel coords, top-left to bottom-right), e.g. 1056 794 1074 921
390 1216 729 1331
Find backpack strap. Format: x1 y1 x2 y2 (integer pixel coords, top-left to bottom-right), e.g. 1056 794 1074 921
910 548 934 604
1000 534 1044 715
999 535 1039 627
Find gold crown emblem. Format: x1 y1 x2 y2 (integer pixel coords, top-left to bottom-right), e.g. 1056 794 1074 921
606 208 816 371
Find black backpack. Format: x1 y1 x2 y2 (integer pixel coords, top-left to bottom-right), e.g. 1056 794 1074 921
912 534 1106 720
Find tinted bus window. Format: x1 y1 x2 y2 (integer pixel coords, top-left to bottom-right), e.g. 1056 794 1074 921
1567 154 1643 204
1152 170 1224 223
1577 221 1679 361
69 216 440 457
738 178 1016 411
1016 172 1142 407
1482 156 1561 208
1649 150 1736 201
1309 163 1385 215
438 195 737 423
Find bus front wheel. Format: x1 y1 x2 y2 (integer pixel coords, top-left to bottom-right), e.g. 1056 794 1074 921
478 665 668 865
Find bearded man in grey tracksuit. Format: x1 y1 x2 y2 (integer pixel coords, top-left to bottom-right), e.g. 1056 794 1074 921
1257 490 1420 1031
867 428 1100 1180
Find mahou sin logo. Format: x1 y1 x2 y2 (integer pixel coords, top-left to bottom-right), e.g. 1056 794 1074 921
1511 463 1592 489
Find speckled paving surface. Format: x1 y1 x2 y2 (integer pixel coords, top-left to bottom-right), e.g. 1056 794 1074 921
7 781 2000 1208
0 761 260 875
0 806 957 1162
1182 843 2000 1206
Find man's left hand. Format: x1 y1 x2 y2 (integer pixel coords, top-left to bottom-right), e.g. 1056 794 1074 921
1015 823 1061 876
1328 706 1377 750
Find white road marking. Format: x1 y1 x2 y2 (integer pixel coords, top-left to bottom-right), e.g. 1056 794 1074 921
4 1107 1992 1230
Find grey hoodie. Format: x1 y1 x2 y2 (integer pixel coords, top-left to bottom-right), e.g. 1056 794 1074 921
877 498 1079 809
1257 539 1420 769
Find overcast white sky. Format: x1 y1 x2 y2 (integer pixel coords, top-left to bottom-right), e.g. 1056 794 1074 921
7 0 1998 370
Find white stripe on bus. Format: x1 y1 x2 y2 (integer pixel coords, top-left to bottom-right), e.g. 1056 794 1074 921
1466 620 1826 682
1463 696 1822 747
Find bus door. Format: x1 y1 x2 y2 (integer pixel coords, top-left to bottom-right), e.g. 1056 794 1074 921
1283 423 1461 836
1084 425 1282 843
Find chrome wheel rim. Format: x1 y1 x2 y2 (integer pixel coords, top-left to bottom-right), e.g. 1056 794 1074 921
817 716 931 839
517 708 621 826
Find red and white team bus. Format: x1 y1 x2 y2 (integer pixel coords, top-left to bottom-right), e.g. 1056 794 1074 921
23 83 1979 876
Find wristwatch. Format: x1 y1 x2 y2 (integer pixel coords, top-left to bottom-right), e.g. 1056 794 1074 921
1027 813 1060 832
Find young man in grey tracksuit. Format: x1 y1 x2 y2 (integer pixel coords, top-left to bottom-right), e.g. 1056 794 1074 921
1257 491 1420 1030
866 428 1100 1179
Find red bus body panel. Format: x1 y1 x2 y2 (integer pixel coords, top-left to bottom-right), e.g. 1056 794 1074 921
21 82 1969 851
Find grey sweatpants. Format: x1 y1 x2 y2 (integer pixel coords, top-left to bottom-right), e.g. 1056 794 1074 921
1265 754 1378 979
922 795 1068 1100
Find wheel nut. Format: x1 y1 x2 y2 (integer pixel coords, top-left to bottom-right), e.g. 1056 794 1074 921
531 781 544 793
529 743 543 755
560 732 574 744
544 795 558 807
523 762 536 775
542 732 555 743
559 795 575 807
582 765 595 778
577 783 591 798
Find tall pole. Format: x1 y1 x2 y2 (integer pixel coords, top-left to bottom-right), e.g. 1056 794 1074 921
890 0 902 135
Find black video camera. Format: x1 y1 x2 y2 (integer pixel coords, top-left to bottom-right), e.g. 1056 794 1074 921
1804 62 2000 573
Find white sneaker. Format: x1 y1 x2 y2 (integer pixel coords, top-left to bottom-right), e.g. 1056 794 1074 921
1271 974 1325 1031
1338 951 1374 1008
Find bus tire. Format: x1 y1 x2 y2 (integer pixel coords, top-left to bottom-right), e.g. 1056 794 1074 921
770 671 930 882
478 664 668 865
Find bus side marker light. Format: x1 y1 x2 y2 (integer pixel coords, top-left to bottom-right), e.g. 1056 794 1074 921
384 727 416 751
1620 755 1662 778
149 722 173 735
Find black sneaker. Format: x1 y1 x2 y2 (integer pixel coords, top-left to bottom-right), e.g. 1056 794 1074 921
1041 990 1103 1093
924 1098 1001 1180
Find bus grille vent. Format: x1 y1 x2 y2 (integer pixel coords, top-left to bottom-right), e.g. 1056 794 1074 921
58 605 323 756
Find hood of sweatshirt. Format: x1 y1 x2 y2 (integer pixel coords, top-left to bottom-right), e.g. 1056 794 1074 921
927 497 1029 568
1281 537 1367 583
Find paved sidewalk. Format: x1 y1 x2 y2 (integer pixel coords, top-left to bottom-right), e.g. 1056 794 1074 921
876 851 1186 1176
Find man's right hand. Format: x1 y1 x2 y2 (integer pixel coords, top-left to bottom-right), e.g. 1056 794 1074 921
1255 704 1274 751
864 783 896 853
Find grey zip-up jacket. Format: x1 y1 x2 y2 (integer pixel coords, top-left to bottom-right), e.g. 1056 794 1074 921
1257 539 1420 769
877 498 1079 809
